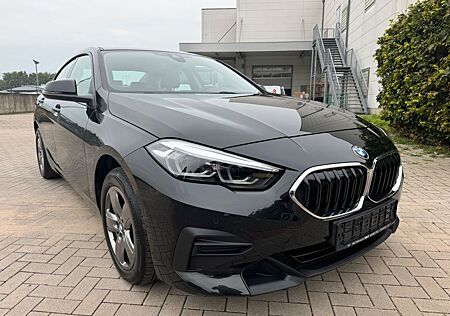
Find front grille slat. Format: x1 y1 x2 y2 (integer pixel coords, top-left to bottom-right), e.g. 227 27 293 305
380 163 388 197
339 170 350 210
389 156 398 188
385 156 394 191
348 168 357 207
330 170 340 212
353 168 363 205
369 153 401 202
303 178 311 207
295 165 367 218
312 174 321 213
323 172 333 212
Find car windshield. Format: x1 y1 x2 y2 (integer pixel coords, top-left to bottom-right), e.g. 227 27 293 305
102 50 260 94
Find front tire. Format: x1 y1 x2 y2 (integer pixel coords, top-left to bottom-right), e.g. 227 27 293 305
101 167 156 285
35 129 59 179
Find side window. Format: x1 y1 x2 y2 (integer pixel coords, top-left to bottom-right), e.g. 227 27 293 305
55 59 76 80
69 55 93 96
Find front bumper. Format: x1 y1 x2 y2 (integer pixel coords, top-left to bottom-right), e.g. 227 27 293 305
125 147 402 295
178 219 398 295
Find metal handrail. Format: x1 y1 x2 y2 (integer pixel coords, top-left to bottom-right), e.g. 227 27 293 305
313 24 342 108
347 49 369 98
325 49 342 107
334 23 369 113
334 23 346 64
313 25 326 71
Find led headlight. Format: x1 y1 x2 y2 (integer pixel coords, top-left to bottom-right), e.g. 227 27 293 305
146 139 282 190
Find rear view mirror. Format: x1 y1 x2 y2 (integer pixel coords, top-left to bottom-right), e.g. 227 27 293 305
43 79 93 105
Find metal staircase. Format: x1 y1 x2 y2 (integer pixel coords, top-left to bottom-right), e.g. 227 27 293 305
311 24 369 114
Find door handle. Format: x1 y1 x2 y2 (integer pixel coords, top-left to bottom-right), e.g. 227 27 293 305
52 104 61 112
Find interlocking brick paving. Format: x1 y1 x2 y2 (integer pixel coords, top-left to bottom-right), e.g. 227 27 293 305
0 113 449 315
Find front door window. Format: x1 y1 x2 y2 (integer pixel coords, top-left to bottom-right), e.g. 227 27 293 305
69 55 93 96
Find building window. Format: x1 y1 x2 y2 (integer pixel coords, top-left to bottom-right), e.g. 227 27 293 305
365 0 376 11
341 7 348 31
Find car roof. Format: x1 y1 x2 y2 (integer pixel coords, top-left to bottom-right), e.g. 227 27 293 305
82 47 198 57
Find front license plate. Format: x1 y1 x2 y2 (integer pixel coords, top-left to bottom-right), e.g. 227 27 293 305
332 200 397 251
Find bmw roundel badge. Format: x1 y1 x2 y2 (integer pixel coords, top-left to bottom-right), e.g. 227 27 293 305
352 146 369 160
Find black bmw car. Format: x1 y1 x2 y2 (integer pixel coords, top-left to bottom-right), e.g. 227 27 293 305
34 47 403 295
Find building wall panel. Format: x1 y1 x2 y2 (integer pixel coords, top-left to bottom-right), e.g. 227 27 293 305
236 0 322 42
202 8 237 43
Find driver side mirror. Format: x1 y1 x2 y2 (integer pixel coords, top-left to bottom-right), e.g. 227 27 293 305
43 79 93 105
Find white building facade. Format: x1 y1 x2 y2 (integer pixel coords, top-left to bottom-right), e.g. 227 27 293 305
180 0 418 113
322 0 419 111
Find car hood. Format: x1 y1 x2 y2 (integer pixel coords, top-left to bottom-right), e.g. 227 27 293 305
108 93 368 148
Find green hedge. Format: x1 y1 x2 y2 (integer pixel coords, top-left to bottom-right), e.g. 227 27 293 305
375 0 449 145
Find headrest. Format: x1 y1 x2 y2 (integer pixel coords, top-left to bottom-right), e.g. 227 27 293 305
130 82 146 91
160 70 180 90
111 80 123 88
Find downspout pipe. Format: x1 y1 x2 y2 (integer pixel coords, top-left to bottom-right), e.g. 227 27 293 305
345 0 351 49
321 0 325 34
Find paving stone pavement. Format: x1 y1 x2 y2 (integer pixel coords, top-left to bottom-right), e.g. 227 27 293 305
0 113 450 316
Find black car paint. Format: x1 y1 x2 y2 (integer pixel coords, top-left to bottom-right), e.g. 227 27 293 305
108 93 369 149
34 47 401 295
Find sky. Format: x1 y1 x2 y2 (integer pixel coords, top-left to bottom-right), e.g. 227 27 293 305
0 0 235 75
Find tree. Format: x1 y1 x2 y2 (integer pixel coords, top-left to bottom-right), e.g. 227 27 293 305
375 0 450 145
0 71 29 90
28 72 55 87
0 71 56 90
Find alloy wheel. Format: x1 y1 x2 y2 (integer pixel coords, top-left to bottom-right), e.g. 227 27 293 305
36 134 44 173
105 186 136 270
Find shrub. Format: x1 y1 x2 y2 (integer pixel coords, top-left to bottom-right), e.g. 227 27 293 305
375 0 450 145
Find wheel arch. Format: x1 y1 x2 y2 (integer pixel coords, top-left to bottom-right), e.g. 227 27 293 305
93 149 138 212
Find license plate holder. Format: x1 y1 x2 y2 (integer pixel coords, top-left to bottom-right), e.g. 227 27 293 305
331 200 397 251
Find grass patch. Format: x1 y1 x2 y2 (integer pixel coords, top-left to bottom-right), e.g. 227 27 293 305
360 114 450 157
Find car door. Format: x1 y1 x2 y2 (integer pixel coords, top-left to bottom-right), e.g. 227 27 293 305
36 59 76 164
53 54 93 196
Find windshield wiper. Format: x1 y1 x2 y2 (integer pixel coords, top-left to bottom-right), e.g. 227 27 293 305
214 91 241 94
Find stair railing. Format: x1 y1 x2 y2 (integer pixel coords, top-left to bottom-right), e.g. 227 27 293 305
347 49 369 98
334 23 369 114
335 23 346 63
325 49 342 108
313 24 342 108
313 25 326 72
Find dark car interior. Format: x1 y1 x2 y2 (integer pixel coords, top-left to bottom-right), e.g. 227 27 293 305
102 51 259 94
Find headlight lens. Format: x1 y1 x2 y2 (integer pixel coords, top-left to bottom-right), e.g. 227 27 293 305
146 139 282 190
